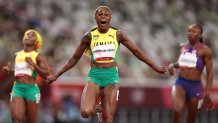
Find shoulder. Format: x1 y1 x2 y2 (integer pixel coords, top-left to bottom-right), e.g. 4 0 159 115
90 27 98 32
201 44 212 56
36 53 47 62
84 27 98 38
116 30 127 42
179 42 188 48
82 32 92 42
82 27 96 39
14 50 23 58
13 51 19 59
36 53 44 59
80 31 92 46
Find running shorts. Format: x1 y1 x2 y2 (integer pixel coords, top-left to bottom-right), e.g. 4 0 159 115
174 77 203 99
11 81 41 103
87 67 119 87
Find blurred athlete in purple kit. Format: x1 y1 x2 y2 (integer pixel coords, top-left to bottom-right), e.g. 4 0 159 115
168 24 214 123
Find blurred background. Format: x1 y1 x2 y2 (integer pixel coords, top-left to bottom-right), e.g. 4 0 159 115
0 0 218 123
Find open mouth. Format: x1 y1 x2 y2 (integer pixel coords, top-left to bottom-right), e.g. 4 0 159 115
100 20 107 25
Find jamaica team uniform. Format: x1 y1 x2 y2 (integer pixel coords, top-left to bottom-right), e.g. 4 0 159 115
11 50 40 103
86 27 120 87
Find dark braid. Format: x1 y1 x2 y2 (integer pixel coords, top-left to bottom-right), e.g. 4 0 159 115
197 24 203 43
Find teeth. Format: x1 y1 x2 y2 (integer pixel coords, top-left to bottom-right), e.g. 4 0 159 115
100 20 106 25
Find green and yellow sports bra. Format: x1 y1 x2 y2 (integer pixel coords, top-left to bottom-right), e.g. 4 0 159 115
87 27 120 63
14 50 39 78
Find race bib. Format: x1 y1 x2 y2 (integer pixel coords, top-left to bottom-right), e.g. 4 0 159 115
178 52 197 68
93 44 116 62
15 62 33 76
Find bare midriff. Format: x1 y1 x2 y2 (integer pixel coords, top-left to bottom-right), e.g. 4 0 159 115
15 75 36 84
91 61 117 68
179 68 202 80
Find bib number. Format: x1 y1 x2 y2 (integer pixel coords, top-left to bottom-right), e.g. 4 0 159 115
178 52 197 68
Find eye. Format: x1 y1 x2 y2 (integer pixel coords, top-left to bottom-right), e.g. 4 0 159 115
105 12 110 16
97 12 103 16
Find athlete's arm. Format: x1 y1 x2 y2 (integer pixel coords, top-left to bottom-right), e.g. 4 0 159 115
170 62 180 69
202 47 214 110
168 62 179 75
204 47 213 96
35 54 50 78
116 30 165 74
2 54 16 75
51 32 91 80
25 54 49 79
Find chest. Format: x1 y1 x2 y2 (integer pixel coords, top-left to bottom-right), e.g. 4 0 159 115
89 30 119 63
178 47 204 68
15 52 37 64
90 33 117 48
180 47 204 58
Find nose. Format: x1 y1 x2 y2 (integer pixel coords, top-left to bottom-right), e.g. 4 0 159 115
101 14 107 18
